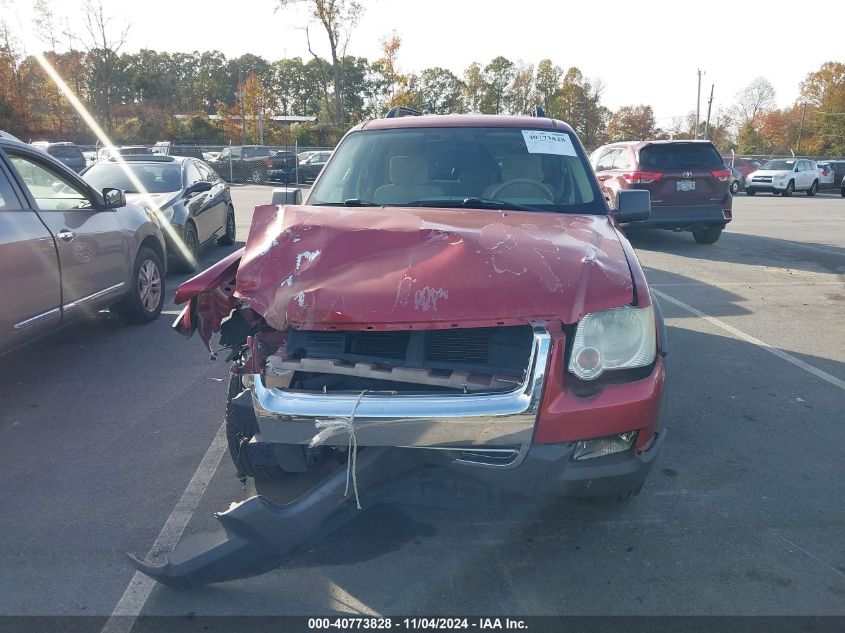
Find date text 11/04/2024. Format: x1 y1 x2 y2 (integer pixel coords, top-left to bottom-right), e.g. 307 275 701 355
307 617 529 630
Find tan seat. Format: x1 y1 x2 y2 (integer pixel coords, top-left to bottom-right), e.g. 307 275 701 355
483 154 554 200
373 156 443 205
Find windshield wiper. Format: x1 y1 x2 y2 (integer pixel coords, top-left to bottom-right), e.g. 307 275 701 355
343 198 381 207
407 197 542 212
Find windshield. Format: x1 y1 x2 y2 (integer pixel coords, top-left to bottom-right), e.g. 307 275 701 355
308 127 602 213
762 160 796 170
83 162 183 193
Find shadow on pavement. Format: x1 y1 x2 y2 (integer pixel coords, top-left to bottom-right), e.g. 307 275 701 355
627 228 845 275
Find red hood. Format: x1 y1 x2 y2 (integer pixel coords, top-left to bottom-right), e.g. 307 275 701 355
235 204 634 331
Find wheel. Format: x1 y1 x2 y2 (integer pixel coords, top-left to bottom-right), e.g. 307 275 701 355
173 222 199 273
730 179 740 194
692 225 723 244
217 205 236 246
225 374 288 480
112 246 164 324
782 180 794 197
807 180 818 197
251 169 263 184
745 188 756 196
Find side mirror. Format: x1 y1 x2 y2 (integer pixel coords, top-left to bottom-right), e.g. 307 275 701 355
184 181 212 197
614 189 651 223
102 187 125 209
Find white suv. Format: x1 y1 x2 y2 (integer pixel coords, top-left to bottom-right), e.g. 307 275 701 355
745 158 819 197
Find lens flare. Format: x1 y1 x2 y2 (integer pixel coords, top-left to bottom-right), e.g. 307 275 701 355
31 53 197 269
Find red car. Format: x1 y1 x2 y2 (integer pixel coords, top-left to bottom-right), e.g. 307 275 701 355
132 111 668 587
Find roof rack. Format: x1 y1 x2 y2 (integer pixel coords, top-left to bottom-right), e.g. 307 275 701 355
385 106 422 119
533 105 547 118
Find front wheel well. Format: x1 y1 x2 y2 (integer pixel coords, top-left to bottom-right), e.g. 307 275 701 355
139 235 165 273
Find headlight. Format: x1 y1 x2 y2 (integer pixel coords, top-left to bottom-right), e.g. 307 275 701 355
142 204 174 224
568 305 656 380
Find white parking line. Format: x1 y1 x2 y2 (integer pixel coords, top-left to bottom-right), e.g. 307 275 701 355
652 289 845 392
100 422 228 633
652 281 844 288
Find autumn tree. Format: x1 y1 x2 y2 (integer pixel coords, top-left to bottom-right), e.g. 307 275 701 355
607 104 658 141
278 0 363 125
462 62 486 112
509 62 535 115
553 68 609 148
799 62 845 155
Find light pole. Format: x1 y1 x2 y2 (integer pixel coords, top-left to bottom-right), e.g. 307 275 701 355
695 69 704 140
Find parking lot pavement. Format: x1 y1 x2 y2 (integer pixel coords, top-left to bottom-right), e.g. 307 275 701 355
1 191 844 619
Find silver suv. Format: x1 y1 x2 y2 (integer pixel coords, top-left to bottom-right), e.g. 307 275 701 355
0 135 167 355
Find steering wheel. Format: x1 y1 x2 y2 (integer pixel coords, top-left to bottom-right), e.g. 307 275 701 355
488 178 554 201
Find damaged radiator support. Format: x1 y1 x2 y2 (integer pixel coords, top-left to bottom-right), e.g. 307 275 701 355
264 355 523 392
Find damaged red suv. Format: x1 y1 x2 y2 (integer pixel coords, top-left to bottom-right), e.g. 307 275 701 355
133 112 668 587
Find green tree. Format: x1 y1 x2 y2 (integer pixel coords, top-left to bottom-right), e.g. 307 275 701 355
534 59 562 112
482 56 514 114
462 62 486 112
417 67 464 114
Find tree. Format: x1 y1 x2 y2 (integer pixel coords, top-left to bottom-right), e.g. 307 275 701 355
737 121 765 154
799 62 845 155
462 62 486 112
535 59 562 112
278 0 364 125
733 77 776 127
417 67 464 114
607 104 657 141
554 67 609 149
509 62 535 115
482 56 514 114
80 0 130 132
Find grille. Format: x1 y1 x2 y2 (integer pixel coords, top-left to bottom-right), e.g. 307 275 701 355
287 325 532 375
350 331 409 359
425 329 489 364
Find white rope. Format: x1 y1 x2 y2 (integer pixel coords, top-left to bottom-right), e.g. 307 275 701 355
308 390 368 510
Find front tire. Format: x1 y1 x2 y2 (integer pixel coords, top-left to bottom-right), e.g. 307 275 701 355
226 375 288 481
692 225 723 244
745 188 756 196
251 169 263 184
217 205 236 246
782 180 795 197
113 246 164 324
173 222 199 273
730 180 740 194
807 180 818 197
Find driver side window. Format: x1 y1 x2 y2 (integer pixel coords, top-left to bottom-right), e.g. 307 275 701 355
8 154 92 211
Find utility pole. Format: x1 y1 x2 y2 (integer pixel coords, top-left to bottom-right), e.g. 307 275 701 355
704 84 714 139
796 102 807 154
238 67 246 145
695 69 703 140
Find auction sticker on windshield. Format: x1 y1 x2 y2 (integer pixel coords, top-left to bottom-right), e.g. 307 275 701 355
522 130 577 156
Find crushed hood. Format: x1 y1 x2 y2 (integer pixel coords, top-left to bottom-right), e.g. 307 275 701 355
235 204 634 331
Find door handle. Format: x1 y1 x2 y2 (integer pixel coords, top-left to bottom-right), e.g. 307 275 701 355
57 230 75 242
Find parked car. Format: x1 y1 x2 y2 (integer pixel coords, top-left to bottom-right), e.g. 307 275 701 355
745 159 819 197
96 145 152 162
297 150 333 184
0 136 166 356
592 139 732 244
202 150 221 162
815 161 835 188
132 111 668 586
150 141 205 160
728 164 744 194
82 155 235 273
31 141 87 173
722 156 761 179
207 145 295 184
829 160 845 190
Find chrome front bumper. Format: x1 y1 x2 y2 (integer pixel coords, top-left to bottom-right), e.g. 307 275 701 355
249 325 552 468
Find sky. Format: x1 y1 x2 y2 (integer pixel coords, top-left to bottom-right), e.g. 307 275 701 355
5 0 843 124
